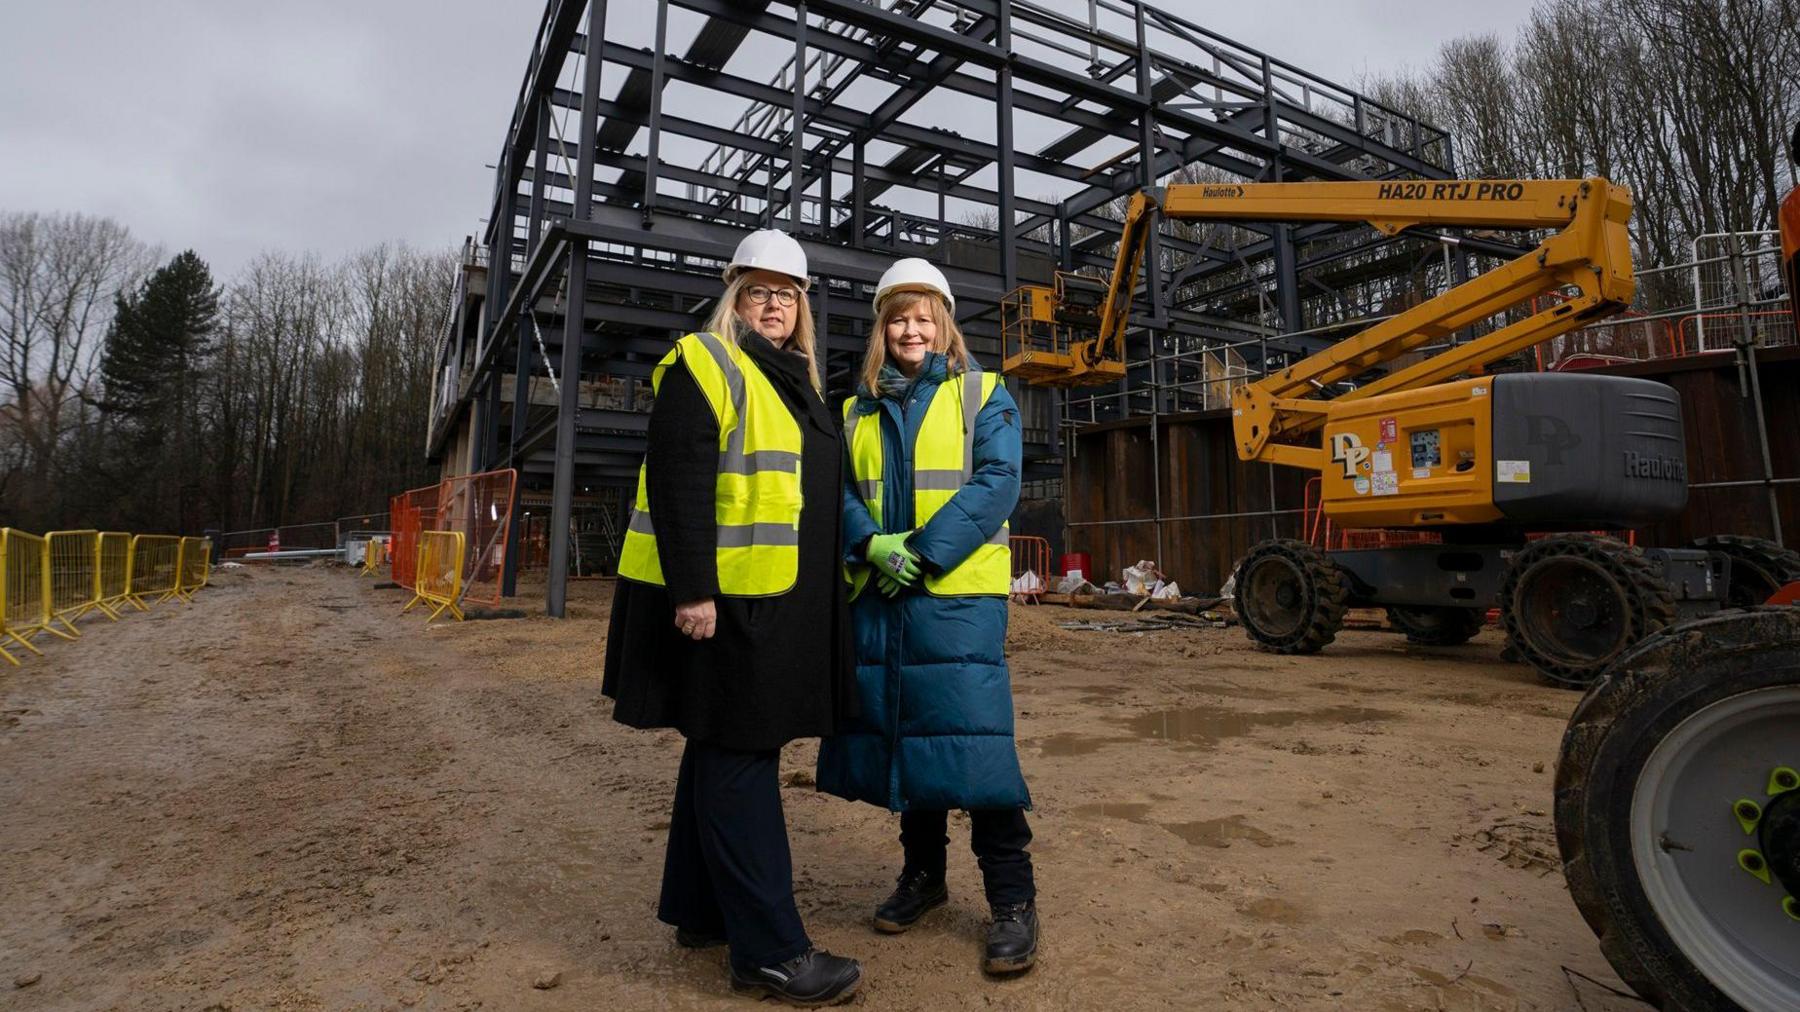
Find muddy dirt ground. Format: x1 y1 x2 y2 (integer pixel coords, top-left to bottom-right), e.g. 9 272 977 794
0 564 1648 1010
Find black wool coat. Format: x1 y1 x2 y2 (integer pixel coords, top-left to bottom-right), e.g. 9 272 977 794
602 333 857 752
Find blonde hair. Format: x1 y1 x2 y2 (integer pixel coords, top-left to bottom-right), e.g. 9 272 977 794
703 273 821 392
858 290 970 395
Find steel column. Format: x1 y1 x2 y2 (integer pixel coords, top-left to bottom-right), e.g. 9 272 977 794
790 2 807 234
643 0 669 226
548 0 606 618
995 1 1017 296
503 98 555 597
1262 54 1302 334
851 139 866 246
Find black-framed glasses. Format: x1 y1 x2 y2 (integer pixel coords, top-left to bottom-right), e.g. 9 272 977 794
744 285 800 307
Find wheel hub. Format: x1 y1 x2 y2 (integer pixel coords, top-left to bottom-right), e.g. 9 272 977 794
1755 774 1800 901
1632 689 1800 1010
1242 556 1306 639
1517 555 1631 667
1565 597 1599 628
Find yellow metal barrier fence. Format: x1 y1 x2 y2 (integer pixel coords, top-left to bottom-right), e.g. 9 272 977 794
98 532 136 613
403 530 465 623
2 528 67 665
46 529 114 633
127 535 183 608
174 537 212 602
361 536 387 576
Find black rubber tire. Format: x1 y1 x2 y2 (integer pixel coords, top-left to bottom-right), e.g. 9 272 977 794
1499 534 1676 689
1555 607 1800 1012
1690 535 1800 609
1385 605 1486 646
1232 538 1348 655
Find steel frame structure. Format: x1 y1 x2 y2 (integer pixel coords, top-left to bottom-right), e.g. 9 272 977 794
429 0 1458 615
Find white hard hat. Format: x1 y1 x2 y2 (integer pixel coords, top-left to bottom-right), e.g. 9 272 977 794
874 258 954 312
724 229 810 290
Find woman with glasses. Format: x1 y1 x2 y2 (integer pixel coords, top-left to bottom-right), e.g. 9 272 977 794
604 229 862 1006
817 258 1038 976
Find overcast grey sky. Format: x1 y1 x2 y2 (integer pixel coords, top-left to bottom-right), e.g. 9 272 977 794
0 1 1527 279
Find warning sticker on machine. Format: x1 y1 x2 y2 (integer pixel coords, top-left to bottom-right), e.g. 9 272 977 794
1379 417 1397 443
1371 471 1400 496
1353 477 1371 495
1498 460 1532 483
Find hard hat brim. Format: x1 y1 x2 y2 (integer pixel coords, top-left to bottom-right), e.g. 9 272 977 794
874 282 954 312
724 265 811 291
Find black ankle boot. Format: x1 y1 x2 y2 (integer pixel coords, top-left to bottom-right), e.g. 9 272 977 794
983 902 1038 974
729 947 862 1007
872 868 948 933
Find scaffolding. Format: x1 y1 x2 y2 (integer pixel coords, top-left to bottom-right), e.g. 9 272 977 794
435 0 1460 615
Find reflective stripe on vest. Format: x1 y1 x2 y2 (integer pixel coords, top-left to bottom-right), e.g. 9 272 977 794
844 370 1010 599
616 332 804 597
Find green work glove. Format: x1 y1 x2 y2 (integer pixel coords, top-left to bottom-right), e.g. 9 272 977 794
876 572 906 597
866 531 922 586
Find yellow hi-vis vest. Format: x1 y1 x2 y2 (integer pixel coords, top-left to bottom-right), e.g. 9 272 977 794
845 369 1010 600
617 332 804 597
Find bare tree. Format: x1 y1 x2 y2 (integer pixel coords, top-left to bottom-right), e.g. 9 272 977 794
1609 0 1800 237
0 212 155 523
1431 34 1531 178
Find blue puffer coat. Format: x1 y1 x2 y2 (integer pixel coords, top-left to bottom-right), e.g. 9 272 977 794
816 353 1031 812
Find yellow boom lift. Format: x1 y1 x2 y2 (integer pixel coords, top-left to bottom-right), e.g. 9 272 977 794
1005 177 1800 685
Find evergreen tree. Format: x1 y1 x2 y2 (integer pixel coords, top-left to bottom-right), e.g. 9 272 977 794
100 250 219 437
98 250 219 527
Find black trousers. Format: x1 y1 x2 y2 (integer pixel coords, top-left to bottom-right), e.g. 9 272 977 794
657 740 810 969
900 807 1036 908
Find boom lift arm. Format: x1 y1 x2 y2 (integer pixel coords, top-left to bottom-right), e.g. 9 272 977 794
1071 178 1635 471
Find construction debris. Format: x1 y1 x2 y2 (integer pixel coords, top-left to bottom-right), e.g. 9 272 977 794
1122 559 1165 596
1059 618 1197 633
1011 570 1045 596
1056 572 1100 595
1064 591 1226 617
1058 605 1231 633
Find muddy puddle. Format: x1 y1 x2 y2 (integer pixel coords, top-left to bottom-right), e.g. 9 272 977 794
1072 802 1155 823
1031 731 1130 756
1031 702 1398 757
1163 816 1288 848
1072 804 1289 849
1122 704 1399 748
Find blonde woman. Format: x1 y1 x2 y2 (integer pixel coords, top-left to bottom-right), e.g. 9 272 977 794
604 229 862 1006
817 258 1037 974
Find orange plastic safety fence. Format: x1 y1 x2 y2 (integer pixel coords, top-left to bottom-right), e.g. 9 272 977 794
434 468 517 608
390 486 440 588
1009 535 1052 601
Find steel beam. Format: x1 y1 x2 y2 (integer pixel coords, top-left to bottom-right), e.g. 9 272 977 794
995 1 1017 296
547 0 605 618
